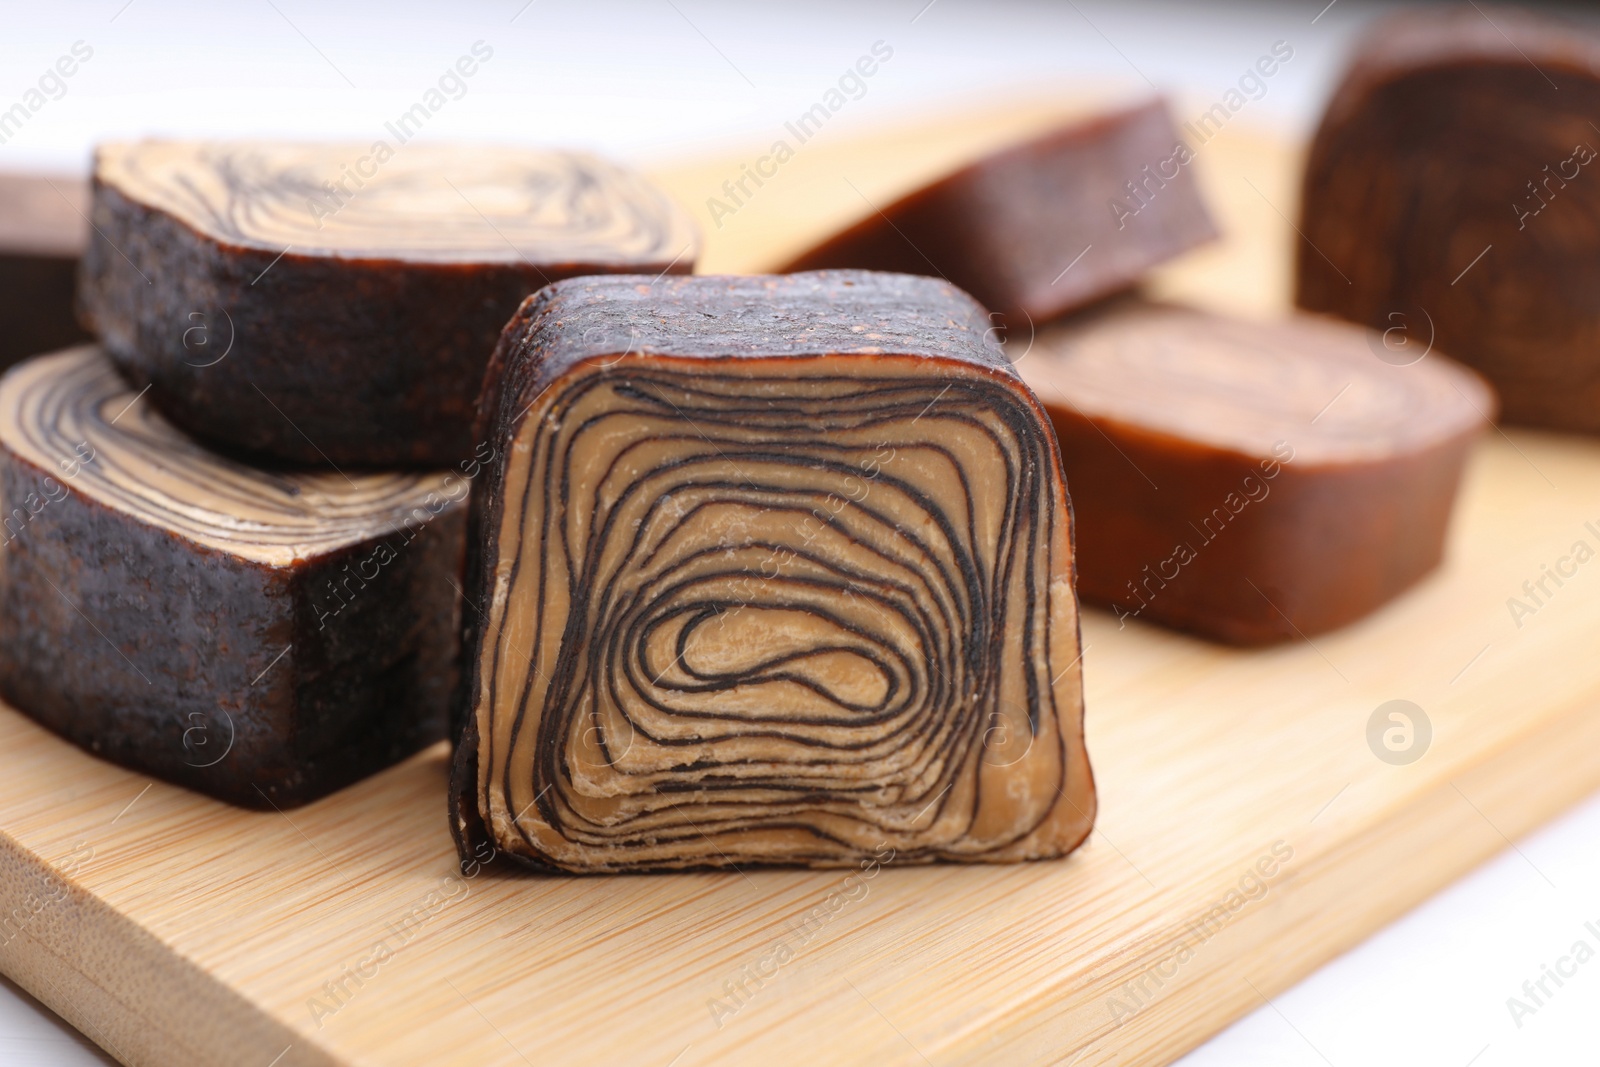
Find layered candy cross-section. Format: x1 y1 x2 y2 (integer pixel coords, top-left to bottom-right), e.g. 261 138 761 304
79 140 698 466
452 271 1096 872
0 347 466 807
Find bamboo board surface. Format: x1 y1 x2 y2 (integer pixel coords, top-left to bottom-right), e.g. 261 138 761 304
4 94 1600 1067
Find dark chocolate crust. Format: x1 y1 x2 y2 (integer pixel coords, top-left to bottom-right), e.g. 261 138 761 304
78 143 698 468
0 173 91 371
479 269 1020 388
1297 7 1600 432
779 100 1216 324
452 270 1095 872
1018 304 1492 645
0 348 466 808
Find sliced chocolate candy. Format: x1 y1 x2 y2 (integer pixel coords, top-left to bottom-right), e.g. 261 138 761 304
0 172 92 370
781 100 1215 324
1016 303 1493 645
0 347 468 807
1298 8 1600 432
79 141 699 468
452 270 1095 873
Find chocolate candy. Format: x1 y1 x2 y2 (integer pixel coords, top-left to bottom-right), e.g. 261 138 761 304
79 141 698 467
1017 303 1493 644
1298 7 1600 432
0 172 91 369
782 100 1215 325
452 270 1095 872
0 347 469 807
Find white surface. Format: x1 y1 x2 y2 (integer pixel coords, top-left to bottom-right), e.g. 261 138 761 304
0 977 113 1066
3 1 1599 1063
1176 788 1600 1067
0 0 1375 175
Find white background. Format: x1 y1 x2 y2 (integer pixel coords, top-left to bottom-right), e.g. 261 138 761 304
3 1 1599 1064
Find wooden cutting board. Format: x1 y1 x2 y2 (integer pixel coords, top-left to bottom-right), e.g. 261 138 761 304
4 95 1600 1067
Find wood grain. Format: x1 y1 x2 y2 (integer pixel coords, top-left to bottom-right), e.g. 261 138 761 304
3 95 1599 1066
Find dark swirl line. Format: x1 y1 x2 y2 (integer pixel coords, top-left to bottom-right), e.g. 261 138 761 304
2 348 460 563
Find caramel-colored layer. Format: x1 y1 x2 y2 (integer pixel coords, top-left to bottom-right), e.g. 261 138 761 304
472 355 1091 871
95 140 698 264
0 348 459 566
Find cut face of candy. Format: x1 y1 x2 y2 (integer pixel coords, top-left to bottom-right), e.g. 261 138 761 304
453 271 1095 872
